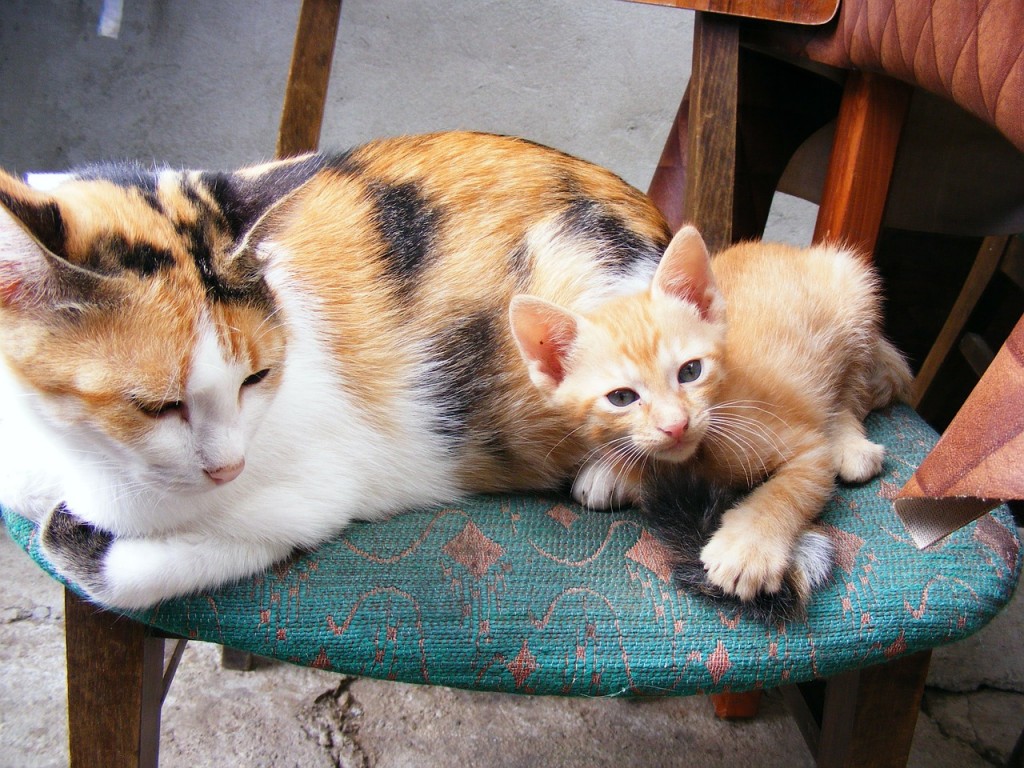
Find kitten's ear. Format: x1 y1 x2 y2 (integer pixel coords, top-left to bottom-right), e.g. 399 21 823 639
0 171 111 314
509 295 582 392
653 225 724 322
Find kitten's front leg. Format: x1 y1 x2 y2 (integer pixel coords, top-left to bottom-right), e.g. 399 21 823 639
700 444 834 601
40 504 295 610
572 453 642 510
832 409 885 483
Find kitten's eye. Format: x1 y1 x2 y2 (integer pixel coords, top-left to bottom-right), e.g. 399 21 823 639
243 369 271 387
607 389 640 407
134 399 184 419
678 360 703 384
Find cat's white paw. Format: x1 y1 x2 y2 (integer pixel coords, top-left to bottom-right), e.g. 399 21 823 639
835 436 885 484
0 465 64 523
40 503 294 609
572 460 638 510
700 513 791 601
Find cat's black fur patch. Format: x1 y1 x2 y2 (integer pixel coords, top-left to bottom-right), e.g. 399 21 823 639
0 191 66 257
173 216 274 310
324 148 361 176
559 197 664 273
202 154 326 242
426 310 499 443
507 240 533 290
88 234 174 277
367 180 442 293
639 466 804 625
73 161 163 211
40 503 113 596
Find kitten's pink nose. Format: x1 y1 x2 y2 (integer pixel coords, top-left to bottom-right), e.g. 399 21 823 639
659 421 689 443
206 459 245 485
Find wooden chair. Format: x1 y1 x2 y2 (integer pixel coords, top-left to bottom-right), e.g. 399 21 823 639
3 1 1023 766
632 0 1024 725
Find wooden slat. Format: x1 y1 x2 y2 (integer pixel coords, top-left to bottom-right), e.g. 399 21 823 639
620 0 839 25
276 0 343 158
65 590 165 768
911 235 1011 407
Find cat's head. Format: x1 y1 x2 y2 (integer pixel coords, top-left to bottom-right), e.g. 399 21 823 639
510 225 726 465
0 163 296 493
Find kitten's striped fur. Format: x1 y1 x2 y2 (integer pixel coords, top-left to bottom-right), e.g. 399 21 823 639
0 132 672 608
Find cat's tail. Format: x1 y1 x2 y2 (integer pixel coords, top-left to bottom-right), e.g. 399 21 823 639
639 465 834 625
867 337 914 410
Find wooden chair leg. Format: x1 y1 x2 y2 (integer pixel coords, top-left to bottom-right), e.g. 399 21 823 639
812 70 912 254
657 10 751 720
681 10 740 254
710 690 763 719
784 650 931 768
65 590 166 768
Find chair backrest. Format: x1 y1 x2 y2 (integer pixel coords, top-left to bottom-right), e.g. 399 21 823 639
751 0 1024 154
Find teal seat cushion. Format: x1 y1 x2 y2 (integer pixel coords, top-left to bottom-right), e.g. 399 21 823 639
4 404 1020 696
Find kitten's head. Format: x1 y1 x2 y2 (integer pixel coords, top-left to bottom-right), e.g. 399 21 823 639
510 225 726 465
0 164 293 494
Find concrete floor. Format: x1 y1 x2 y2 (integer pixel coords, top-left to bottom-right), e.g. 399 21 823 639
3 530 1024 767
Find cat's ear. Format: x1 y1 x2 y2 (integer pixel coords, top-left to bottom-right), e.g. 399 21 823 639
653 225 724 322
0 171 112 315
202 154 325 243
509 295 582 392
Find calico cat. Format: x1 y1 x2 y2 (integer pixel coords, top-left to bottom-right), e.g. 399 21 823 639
0 131 677 610
510 226 912 604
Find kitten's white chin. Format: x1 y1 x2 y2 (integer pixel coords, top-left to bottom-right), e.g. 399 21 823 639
655 441 701 463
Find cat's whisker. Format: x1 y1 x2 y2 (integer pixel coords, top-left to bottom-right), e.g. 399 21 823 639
702 424 767 486
708 414 789 461
544 422 591 465
705 404 791 457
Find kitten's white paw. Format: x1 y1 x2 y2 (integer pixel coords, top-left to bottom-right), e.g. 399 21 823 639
835 436 885 484
572 460 637 510
700 514 791 601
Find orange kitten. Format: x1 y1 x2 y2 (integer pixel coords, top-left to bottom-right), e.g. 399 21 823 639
510 226 912 602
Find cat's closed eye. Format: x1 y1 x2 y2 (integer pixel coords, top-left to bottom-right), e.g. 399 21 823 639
243 368 271 387
678 360 702 384
133 398 185 419
607 388 640 407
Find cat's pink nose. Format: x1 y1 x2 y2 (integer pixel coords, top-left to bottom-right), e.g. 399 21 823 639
659 421 688 443
206 459 245 485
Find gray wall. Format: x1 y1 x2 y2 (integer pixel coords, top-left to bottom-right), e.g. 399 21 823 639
0 0 694 194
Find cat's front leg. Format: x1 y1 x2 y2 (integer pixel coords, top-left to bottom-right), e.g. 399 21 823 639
0 443 65 523
571 453 642 510
40 504 295 610
700 445 834 601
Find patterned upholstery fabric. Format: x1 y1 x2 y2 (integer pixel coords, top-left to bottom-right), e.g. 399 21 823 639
4 404 1020 696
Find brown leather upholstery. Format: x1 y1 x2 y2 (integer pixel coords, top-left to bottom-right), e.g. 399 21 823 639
750 0 1024 152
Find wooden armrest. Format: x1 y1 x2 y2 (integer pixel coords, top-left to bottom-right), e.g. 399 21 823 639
619 0 839 25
